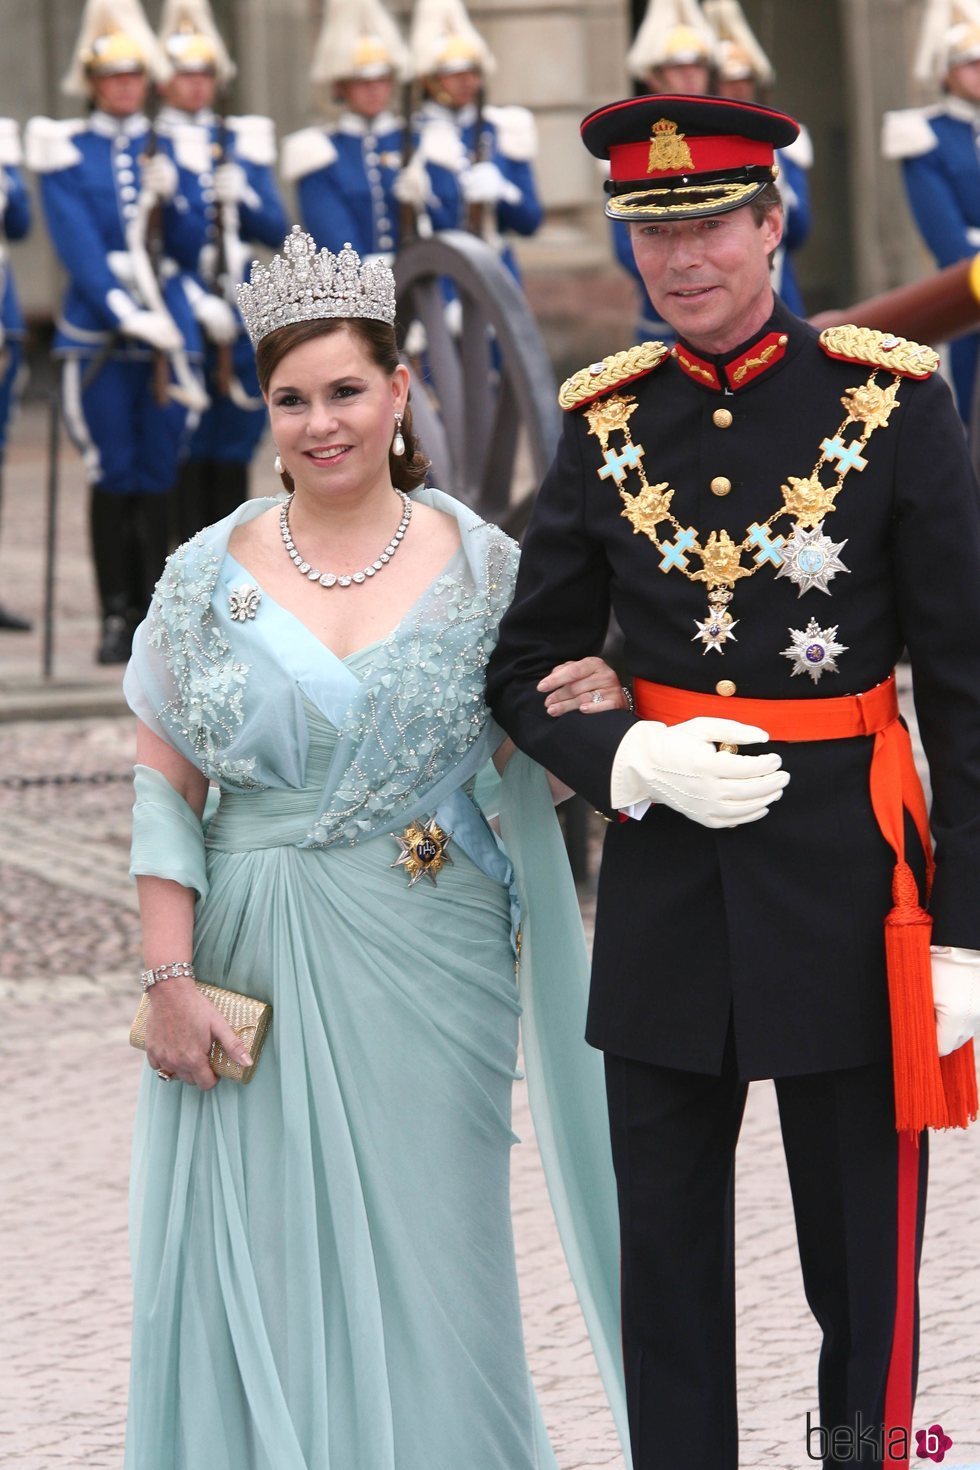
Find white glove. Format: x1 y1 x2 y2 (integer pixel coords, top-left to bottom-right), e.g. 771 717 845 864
119 308 183 354
610 718 788 829
213 160 248 205
931 945 980 1057
193 293 238 345
140 152 178 202
459 160 521 206
392 160 431 209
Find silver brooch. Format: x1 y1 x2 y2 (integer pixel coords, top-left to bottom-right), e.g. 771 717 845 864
781 618 847 683
775 521 849 597
228 584 262 621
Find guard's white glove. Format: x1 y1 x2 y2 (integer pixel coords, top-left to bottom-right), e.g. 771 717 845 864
213 160 248 205
392 159 432 209
193 293 238 345
931 945 980 1056
140 151 178 202
610 718 788 829
119 307 183 354
459 160 521 206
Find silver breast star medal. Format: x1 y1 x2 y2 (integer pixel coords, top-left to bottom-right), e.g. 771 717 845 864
775 522 849 597
693 590 738 654
228 584 262 621
781 618 847 683
391 816 454 887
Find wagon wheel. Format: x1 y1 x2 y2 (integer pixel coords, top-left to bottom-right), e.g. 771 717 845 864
395 231 596 882
393 230 561 539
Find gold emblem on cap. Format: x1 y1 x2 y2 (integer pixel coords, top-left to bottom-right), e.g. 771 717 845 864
647 118 694 174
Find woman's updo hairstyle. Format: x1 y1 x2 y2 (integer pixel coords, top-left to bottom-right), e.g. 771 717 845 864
256 317 430 493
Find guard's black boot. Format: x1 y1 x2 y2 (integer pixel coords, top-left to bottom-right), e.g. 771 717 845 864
90 486 137 663
96 597 132 664
0 602 32 632
211 460 249 523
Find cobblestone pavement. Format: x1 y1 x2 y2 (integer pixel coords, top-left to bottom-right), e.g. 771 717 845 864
2 407 979 1468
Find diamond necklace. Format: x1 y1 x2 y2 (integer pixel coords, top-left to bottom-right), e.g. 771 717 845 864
279 490 412 588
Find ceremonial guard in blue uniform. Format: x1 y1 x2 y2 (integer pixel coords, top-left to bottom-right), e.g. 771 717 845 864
281 0 412 265
612 0 718 344
883 2 980 424
488 95 980 1469
707 0 813 316
0 119 32 632
409 0 542 287
156 0 288 540
27 0 208 663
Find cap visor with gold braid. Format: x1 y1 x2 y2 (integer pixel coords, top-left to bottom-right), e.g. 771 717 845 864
582 94 798 223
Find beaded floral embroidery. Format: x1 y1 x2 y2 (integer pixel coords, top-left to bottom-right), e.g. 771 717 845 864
145 535 260 787
306 530 519 847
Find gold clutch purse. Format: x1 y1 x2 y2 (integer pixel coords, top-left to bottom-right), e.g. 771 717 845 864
129 982 272 1085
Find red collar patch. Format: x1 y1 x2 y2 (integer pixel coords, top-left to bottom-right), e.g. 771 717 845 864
672 344 722 390
673 330 789 393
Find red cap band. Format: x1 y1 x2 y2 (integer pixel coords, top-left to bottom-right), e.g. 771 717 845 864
610 132 774 183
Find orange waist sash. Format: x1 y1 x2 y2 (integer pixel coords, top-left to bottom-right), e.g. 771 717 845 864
633 673 976 1136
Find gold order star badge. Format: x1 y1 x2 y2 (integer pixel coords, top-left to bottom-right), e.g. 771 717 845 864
584 393 639 451
780 474 840 529
841 379 901 432
690 529 752 590
391 816 454 887
620 481 674 535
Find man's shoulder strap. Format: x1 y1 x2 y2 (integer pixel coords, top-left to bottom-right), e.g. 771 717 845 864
818 325 939 380
558 340 671 411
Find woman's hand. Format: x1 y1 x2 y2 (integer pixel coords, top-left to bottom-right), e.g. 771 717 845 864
144 978 253 1091
538 656 630 717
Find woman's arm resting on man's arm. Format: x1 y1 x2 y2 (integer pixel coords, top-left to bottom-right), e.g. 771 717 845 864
492 656 628 799
134 721 253 1090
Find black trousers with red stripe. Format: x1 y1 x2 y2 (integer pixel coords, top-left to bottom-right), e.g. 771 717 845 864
603 1041 928 1469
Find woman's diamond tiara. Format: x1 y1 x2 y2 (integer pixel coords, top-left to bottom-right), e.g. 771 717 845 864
236 226 397 344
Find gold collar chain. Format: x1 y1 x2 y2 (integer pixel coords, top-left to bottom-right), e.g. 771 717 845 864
585 371 903 652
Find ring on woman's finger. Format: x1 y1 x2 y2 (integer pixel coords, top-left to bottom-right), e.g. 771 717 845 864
590 690 604 705
156 1068 175 1081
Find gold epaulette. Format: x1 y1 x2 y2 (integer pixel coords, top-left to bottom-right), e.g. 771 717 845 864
558 340 670 411
818 325 939 380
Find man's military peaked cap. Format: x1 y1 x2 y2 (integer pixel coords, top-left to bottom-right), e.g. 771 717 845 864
582 93 798 222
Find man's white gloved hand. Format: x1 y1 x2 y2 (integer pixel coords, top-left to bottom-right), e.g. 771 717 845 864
213 160 248 205
193 293 238 344
459 160 521 206
140 151 178 202
610 718 788 829
931 945 980 1057
119 307 183 353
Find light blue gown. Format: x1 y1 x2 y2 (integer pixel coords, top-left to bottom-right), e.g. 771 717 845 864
123 490 629 1470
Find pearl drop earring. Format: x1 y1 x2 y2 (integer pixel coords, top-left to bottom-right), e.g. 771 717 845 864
274 453 283 475
391 413 406 458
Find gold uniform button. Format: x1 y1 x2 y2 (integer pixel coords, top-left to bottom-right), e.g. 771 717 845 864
710 475 732 497
715 679 737 697
712 408 733 429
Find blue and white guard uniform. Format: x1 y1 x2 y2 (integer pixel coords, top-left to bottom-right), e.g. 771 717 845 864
282 110 404 262
883 97 980 422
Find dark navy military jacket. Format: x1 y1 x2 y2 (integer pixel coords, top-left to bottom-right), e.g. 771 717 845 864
486 299 980 1078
